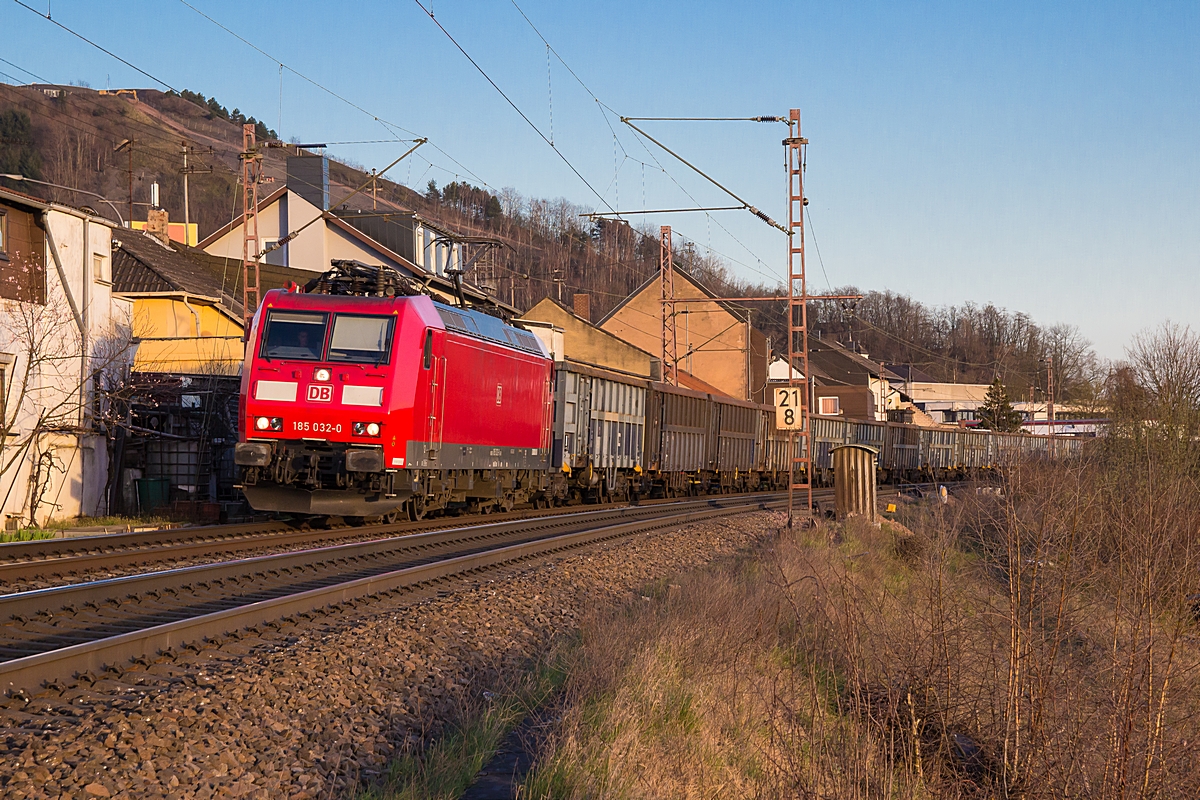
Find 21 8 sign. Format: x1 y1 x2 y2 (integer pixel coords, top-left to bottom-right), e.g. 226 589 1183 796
774 387 805 431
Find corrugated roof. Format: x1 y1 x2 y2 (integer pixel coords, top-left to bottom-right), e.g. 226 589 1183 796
0 185 49 212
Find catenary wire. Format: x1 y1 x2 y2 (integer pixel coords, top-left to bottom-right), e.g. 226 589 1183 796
494 0 791 292
412 0 617 215
804 206 833 293
11 0 180 92
177 0 499 193
504 0 783 280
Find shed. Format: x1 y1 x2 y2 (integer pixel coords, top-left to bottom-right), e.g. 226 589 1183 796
830 444 877 522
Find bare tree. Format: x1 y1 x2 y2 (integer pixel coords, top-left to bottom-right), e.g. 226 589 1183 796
43 130 100 204
1125 321 1200 429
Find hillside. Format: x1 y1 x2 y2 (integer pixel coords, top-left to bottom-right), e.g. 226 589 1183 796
0 83 1098 399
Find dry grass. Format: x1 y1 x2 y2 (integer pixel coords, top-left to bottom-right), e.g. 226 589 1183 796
522 450 1200 798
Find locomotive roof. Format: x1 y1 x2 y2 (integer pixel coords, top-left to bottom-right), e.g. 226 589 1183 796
432 302 549 358
259 290 549 359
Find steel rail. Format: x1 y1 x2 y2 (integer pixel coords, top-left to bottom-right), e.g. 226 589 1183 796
0 490 823 586
0 496 765 621
0 520 293 564
0 495 785 695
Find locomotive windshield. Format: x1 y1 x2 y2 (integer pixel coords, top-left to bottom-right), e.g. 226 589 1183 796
261 311 328 360
327 314 395 364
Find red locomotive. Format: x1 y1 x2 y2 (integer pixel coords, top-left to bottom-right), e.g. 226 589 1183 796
235 262 554 521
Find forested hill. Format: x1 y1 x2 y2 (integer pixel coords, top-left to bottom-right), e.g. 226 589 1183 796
0 83 1098 401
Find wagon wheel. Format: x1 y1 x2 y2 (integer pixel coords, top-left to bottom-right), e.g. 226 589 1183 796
381 510 399 525
344 516 366 527
406 497 427 522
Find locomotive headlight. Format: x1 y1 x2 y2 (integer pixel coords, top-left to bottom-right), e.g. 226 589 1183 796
255 416 270 431
314 368 331 382
255 416 283 432
353 421 381 437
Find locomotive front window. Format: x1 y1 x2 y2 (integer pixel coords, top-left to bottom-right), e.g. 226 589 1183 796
261 311 328 361
327 314 394 364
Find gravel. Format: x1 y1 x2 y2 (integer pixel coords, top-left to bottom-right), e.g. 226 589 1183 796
0 511 781 798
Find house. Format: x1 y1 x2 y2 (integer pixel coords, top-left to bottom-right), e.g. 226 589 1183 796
805 338 905 421
519 296 744 398
199 153 503 310
0 186 131 526
903 381 991 425
596 270 770 403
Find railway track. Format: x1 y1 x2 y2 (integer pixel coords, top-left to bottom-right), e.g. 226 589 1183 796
0 489 829 590
0 493 788 696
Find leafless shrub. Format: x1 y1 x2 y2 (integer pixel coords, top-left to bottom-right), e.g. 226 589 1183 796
525 450 1200 798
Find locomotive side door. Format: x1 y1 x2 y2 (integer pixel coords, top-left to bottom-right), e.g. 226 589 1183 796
425 329 447 459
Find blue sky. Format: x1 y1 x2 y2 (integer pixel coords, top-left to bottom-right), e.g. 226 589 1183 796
2 0 1197 357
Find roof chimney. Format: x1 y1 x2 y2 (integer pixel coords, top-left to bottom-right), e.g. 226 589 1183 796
287 153 329 211
146 207 170 246
573 293 591 323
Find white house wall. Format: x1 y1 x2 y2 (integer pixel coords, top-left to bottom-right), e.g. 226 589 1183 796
204 191 328 272
203 190 426 276
0 209 128 526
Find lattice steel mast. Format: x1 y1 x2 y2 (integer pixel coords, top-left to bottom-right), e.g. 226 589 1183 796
785 109 812 524
659 225 678 385
240 124 263 336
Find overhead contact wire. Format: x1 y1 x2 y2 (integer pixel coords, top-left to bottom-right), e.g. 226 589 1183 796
413 0 617 215
12 0 180 91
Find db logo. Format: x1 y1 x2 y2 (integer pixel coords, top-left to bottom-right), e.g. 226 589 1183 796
307 384 333 402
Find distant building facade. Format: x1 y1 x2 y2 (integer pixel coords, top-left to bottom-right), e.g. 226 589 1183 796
596 271 770 403
518 297 657 377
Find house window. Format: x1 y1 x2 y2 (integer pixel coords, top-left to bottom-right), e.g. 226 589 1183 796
93 253 108 283
818 396 840 416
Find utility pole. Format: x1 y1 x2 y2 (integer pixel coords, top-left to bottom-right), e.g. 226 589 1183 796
114 139 134 226
182 145 188 228
1046 358 1055 455
371 168 378 210
180 142 212 244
